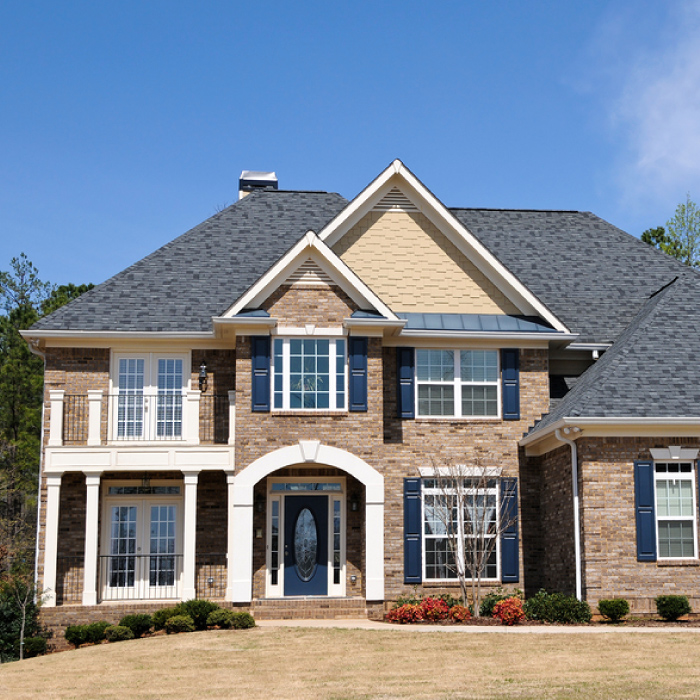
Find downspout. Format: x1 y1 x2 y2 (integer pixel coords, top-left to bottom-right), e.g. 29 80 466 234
27 340 46 596
555 427 582 601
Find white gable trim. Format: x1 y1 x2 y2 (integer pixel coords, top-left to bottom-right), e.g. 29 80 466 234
318 160 570 334
223 231 397 320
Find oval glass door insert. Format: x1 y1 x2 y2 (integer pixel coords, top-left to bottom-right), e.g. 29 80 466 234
294 508 318 581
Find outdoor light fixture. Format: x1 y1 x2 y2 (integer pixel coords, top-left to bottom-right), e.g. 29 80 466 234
255 493 265 513
351 493 359 512
198 361 208 392
141 474 151 489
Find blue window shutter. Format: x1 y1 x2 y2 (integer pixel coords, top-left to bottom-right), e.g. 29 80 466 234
404 478 422 583
397 347 415 419
634 460 656 561
251 336 270 412
500 477 519 583
501 349 520 421
348 337 368 412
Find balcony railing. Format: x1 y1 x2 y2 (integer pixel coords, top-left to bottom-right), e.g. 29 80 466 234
49 390 235 447
99 554 183 601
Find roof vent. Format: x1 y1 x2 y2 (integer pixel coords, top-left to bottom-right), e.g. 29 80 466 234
239 171 278 199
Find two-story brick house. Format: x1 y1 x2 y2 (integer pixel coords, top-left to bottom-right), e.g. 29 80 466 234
23 160 700 625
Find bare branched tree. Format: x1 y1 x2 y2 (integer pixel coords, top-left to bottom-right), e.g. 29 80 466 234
425 456 517 617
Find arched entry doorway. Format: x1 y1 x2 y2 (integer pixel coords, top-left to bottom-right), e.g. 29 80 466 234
226 441 384 602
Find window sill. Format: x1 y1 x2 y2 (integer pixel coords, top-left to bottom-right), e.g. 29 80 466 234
657 559 699 567
414 416 502 422
271 410 348 417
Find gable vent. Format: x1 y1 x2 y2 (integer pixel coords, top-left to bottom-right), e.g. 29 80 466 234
373 187 418 212
286 260 334 287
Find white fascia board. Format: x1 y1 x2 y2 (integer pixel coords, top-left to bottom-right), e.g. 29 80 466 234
520 416 700 447
567 342 613 351
223 231 398 321
399 329 577 342
20 329 215 346
318 160 569 335
212 317 277 328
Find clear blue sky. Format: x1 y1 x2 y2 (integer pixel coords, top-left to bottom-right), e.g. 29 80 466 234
2 0 700 287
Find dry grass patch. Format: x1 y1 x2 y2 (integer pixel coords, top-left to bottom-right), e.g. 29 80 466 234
2 627 700 699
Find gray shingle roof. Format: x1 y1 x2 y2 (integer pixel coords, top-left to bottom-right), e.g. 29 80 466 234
31 190 348 332
450 209 687 344
530 272 700 434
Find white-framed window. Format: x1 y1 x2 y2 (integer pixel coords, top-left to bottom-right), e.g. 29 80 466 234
416 349 499 418
655 462 697 559
111 353 189 440
272 338 346 410
101 481 183 600
422 477 499 581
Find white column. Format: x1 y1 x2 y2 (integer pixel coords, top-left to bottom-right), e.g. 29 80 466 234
82 473 102 605
87 390 103 446
181 471 199 600
48 390 65 447
227 390 236 446
185 391 201 444
365 489 385 601
224 472 236 601
228 482 254 603
43 474 63 607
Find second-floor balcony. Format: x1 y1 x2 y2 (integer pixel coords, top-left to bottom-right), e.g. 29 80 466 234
47 390 236 448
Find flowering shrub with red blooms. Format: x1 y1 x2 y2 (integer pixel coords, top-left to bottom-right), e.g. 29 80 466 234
419 597 450 622
448 605 472 623
492 597 525 625
385 604 424 624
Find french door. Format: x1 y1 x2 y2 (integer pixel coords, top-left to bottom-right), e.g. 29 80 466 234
102 497 182 600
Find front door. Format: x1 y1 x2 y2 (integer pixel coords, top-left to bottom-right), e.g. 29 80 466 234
283 495 328 595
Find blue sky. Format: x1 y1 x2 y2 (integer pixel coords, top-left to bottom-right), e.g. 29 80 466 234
2 0 700 287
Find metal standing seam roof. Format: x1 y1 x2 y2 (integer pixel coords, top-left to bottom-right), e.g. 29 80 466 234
396 313 556 333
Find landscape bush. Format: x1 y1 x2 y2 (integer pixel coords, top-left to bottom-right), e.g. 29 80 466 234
0 579 43 661
492 597 525 625
448 605 472 622
385 603 424 623
207 609 234 629
22 636 47 657
85 621 112 644
230 612 256 629
419 597 450 622
524 590 592 624
152 607 179 631
479 590 518 617
174 599 220 631
165 614 195 634
597 598 630 622
656 595 691 621
104 625 135 642
118 613 153 638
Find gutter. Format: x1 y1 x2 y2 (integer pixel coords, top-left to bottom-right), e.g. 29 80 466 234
554 427 583 601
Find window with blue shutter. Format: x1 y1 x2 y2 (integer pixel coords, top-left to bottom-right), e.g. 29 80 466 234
634 460 657 561
348 336 368 412
397 347 415 418
500 477 519 582
404 478 422 583
501 348 520 420
251 336 271 412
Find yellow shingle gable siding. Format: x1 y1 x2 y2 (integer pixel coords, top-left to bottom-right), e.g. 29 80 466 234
333 210 520 314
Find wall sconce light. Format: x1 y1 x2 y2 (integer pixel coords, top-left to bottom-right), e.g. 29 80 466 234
255 493 265 513
351 494 359 512
198 361 208 392
255 528 263 539
141 474 151 489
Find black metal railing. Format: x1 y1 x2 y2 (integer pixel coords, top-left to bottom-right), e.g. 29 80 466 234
56 554 85 605
107 394 185 442
98 554 183 601
199 395 230 444
62 395 88 444
195 552 227 598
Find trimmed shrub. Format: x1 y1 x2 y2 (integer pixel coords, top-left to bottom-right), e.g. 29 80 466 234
165 614 195 634
656 595 691 621
448 605 472 623
385 604 424 624
22 636 47 658
119 613 153 638
105 625 135 643
175 599 220 631
419 597 450 622
207 609 234 629
65 625 88 648
493 597 525 625
524 590 592 624
152 607 179 631
230 612 256 629
85 621 112 644
598 598 630 622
